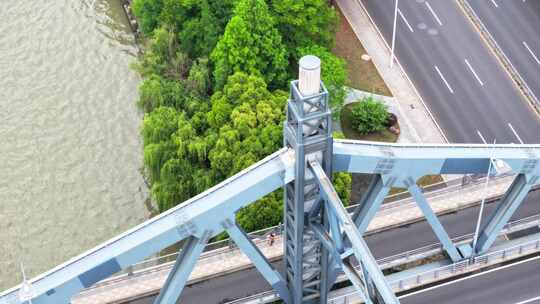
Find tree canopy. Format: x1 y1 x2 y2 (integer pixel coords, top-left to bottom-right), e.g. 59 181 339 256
133 0 350 233
210 0 288 89
270 0 338 57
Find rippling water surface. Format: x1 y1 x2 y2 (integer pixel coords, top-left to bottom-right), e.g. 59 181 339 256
0 0 148 289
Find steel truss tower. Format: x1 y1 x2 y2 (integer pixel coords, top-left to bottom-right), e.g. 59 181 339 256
283 56 334 303
2 56 539 304
283 56 398 304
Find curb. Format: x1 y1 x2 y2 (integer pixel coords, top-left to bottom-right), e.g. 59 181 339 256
343 0 448 143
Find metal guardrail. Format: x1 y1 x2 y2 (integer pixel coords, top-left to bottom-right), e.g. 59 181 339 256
372 173 513 217
329 237 540 304
224 213 540 304
109 174 499 278
80 224 285 291
88 173 526 289
457 0 540 114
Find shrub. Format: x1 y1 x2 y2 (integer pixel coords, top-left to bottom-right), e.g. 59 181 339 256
350 97 388 134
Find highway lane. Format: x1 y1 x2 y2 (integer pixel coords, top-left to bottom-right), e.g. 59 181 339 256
361 0 540 143
400 255 540 304
129 189 540 303
467 0 540 112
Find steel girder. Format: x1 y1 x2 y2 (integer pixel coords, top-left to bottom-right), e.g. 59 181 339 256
0 149 295 304
310 223 373 304
222 218 291 303
153 234 209 304
405 178 462 262
351 174 393 234
2 138 540 304
309 159 399 304
475 174 539 253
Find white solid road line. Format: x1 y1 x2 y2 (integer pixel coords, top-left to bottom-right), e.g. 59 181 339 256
477 130 488 144
434 66 454 94
490 0 499 8
515 295 540 304
508 123 525 144
425 1 443 26
399 254 540 300
465 59 484 86
398 9 414 33
523 41 540 65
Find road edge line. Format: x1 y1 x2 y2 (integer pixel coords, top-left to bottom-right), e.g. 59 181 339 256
398 253 540 299
456 0 540 118
355 0 449 143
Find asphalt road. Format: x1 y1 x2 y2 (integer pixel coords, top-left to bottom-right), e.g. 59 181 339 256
401 255 540 304
467 0 540 113
361 0 540 144
129 190 540 304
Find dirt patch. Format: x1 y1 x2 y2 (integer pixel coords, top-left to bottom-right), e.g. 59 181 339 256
333 8 392 96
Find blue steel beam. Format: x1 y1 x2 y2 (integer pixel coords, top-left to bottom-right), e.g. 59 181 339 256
222 218 291 304
2 140 540 304
309 159 399 304
405 179 462 262
476 174 539 253
333 140 540 181
153 234 209 304
0 149 294 304
310 223 373 304
351 174 393 234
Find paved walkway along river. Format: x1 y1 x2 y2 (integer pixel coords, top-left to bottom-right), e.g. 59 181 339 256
0 0 148 290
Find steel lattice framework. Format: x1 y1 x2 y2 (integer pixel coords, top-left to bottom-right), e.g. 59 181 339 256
1 56 540 304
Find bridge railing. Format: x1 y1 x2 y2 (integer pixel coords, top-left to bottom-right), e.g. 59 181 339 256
223 213 540 304
119 174 509 274
103 173 527 282
116 224 284 277
327 236 540 304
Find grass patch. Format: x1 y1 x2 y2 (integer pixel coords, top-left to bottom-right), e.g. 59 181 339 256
333 8 392 96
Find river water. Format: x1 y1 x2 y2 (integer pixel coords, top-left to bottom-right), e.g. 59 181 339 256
0 0 148 289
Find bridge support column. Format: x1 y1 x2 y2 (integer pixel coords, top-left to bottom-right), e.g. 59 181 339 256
475 174 538 254
352 174 393 234
222 218 291 304
283 56 333 303
153 233 209 304
310 159 400 304
311 223 373 304
405 178 462 262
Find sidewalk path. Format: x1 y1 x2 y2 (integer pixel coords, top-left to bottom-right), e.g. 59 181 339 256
72 174 515 304
335 0 446 144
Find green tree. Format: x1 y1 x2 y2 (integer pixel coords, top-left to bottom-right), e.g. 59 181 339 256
298 45 348 111
210 0 288 89
142 106 180 182
132 0 164 35
132 27 191 79
178 0 236 59
207 72 287 177
270 0 338 55
351 97 389 134
138 75 189 113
